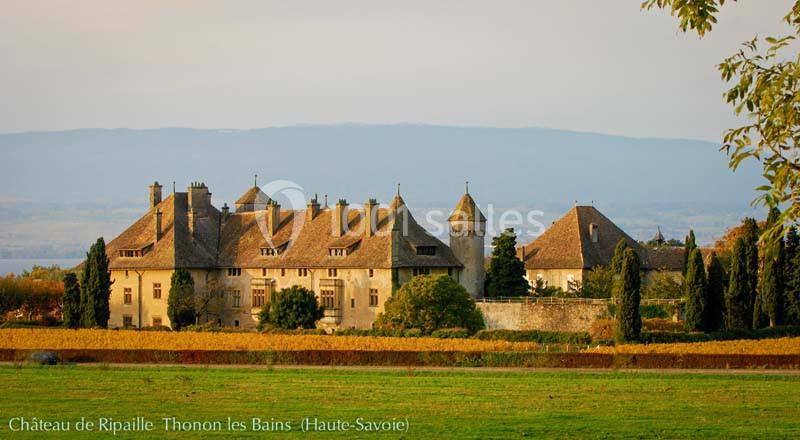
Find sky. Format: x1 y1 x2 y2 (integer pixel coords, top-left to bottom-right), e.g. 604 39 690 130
0 0 794 141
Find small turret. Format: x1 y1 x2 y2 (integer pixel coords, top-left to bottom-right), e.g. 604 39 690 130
653 227 665 247
448 182 486 299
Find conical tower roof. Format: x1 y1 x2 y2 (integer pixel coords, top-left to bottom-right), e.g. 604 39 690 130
448 190 486 222
652 227 665 245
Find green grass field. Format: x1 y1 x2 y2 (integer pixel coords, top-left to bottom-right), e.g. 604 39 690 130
0 366 798 439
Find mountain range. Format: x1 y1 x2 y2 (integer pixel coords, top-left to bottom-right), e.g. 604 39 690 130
0 125 763 258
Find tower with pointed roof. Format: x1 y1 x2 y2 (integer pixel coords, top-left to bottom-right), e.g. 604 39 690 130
448 182 486 298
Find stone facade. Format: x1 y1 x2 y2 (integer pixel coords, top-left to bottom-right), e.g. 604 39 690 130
106 182 483 331
476 301 610 333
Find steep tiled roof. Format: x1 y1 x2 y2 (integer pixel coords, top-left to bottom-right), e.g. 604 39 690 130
519 206 682 271
107 193 462 270
105 193 220 270
235 186 269 206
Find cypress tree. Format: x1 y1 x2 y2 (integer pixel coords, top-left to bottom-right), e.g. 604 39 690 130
742 218 760 327
62 273 81 329
726 238 751 330
684 248 707 331
80 238 111 328
486 228 530 297
705 252 726 332
167 269 196 330
611 239 629 274
785 226 800 325
683 229 697 275
615 249 642 343
759 208 785 327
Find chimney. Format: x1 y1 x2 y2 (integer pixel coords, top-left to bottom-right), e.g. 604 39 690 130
149 181 163 209
589 223 599 243
267 200 281 236
334 199 348 237
188 182 209 217
306 194 321 222
365 198 378 237
154 208 163 242
188 208 197 238
221 203 230 221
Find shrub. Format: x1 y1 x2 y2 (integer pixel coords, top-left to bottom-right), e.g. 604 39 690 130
589 319 615 341
431 328 470 339
258 286 324 330
375 275 485 335
474 329 591 345
167 269 196 330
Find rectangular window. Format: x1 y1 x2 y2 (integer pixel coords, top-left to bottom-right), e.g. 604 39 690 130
262 268 267 277
123 315 133 327
252 288 266 308
369 288 379 307
329 248 346 257
320 289 335 309
281 268 286 277
152 283 162 299
412 267 431 277
231 290 241 308
416 246 437 256
234 319 240 328
351 298 356 308
368 269 374 278
227 268 242 277
123 287 132 305
152 316 162 327
447 268 453 277
328 268 338 277
298 268 308 277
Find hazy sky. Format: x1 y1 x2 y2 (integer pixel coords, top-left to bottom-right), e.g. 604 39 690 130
0 1 793 140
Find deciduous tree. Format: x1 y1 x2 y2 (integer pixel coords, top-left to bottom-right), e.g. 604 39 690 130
376 275 484 335
259 285 324 330
642 1 800 245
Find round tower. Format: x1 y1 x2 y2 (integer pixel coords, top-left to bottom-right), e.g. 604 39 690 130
448 182 486 299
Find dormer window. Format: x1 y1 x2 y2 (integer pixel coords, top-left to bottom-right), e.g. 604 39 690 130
119 249 143 258
260 242 288 257
416 246 437 256
329 248 348 257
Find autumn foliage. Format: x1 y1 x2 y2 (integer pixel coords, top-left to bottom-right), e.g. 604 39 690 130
0 275 63 321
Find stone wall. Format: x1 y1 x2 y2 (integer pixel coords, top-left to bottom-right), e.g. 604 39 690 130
476 301 610 333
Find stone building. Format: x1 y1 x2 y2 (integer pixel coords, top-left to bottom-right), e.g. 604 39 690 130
104 181 485 330
517 205 683 291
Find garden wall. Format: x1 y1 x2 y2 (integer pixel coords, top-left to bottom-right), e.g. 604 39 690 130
477 301 610 333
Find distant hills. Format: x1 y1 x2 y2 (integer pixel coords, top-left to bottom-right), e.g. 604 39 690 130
0 125 764 257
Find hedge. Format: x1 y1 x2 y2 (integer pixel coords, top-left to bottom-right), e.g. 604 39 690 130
4 349 799 369
474 330 592 345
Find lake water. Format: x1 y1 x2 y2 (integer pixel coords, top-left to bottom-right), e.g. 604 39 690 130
0 258 83 276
